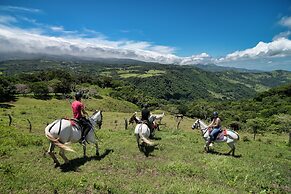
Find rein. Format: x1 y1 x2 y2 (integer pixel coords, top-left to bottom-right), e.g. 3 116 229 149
89 111 101 127
196 120 209 136
201 127 209 136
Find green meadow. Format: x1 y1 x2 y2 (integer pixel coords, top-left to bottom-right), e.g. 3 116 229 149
0 97 290 193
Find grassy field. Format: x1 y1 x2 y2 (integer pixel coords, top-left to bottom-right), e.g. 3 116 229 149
0 97 290 193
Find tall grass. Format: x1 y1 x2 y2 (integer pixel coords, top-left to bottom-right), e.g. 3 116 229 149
0 97 290 193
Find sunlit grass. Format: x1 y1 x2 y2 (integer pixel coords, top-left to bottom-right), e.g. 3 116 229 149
119 69 166 78
0 97 290 193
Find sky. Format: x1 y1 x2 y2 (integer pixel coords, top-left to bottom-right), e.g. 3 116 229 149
0 0 291 71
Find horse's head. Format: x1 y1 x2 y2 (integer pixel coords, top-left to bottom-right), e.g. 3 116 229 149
129 112 137 124
191 119 200 130
90 110 103 129
149 115 156 123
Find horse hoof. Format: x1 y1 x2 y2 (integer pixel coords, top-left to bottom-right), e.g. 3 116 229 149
204 147 210 153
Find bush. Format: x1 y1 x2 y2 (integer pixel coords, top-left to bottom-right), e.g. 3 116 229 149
30 82 49 99
0 76 16 102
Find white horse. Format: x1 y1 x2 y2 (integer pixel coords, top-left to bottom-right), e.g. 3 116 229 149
128 112 157 150
45 110 103 166
191 119 239 156
151 112 165 122
129 112 159 137
134 123 156 149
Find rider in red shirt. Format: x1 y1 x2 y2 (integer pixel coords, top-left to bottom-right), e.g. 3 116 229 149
72 92 90 145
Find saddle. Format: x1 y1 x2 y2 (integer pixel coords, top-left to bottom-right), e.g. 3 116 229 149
216 129 228 140
208 127 227 141
69 118 83 131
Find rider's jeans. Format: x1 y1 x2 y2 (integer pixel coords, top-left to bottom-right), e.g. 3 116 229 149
210 127 221 141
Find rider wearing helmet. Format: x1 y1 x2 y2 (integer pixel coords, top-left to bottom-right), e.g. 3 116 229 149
71 92 90 145
141 103 151 128
207 111 222 146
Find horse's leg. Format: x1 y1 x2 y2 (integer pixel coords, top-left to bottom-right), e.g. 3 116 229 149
90 136 99 157
204 139 211 153
86 132 99 157
204 143 210 152
59 148 69 164
48 142 60 166
95 141 99 157
227 142 235 156
136 134 142 152
82 144 87 158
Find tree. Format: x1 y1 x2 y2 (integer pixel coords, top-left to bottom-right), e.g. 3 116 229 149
15 83 30 95
30 82 49 99
0 76 16 101
50 79 72 95
177 104 188 115
246 118 267 140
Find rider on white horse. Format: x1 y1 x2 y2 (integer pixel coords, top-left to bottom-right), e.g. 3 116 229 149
206 112 222 147
72 92 91 145
141 104 151 128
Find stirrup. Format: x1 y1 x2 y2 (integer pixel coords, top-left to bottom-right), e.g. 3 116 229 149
80 139 86 146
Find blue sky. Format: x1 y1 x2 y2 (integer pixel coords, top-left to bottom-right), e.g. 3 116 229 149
0 0 291 71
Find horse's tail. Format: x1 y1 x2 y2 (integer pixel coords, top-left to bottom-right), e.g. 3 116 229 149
139 134 157 146
226 130 240 140
137 124 157 146
45 131 75 152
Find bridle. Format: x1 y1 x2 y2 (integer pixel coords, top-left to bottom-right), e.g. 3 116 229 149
194 119 209 136
89 110 102 129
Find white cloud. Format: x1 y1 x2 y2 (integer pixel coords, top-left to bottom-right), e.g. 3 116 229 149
1 11 291 71
119 41 151 50
279 16 291 28
219 38 291 62
0 25 185 64
150 46 176 55
1 22 291 71
50 26 64 32
0 15 17 24
180 53 214 65
0 5 41 13
273 31 291 40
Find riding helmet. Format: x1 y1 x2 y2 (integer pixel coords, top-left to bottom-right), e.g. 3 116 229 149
213 111 219 117
75 92 83 100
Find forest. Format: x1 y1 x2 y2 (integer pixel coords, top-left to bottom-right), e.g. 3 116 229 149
0 59 290 133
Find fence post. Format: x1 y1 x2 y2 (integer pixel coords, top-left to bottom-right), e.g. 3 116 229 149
176 120 181 130
253 127 257 140
124 118 128 130
289 130 291 146
27 119 32 132
114 120 118 130
8 114 12 126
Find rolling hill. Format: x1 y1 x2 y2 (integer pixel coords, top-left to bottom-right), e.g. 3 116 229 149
0 59 291 102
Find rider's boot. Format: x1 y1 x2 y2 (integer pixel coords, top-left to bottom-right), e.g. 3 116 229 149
205 139 212 152
81 137 86 146
81 127 90 146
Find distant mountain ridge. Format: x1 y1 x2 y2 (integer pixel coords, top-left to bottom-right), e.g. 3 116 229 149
1 59 290 101
193 64 262 73
0 52 264 73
